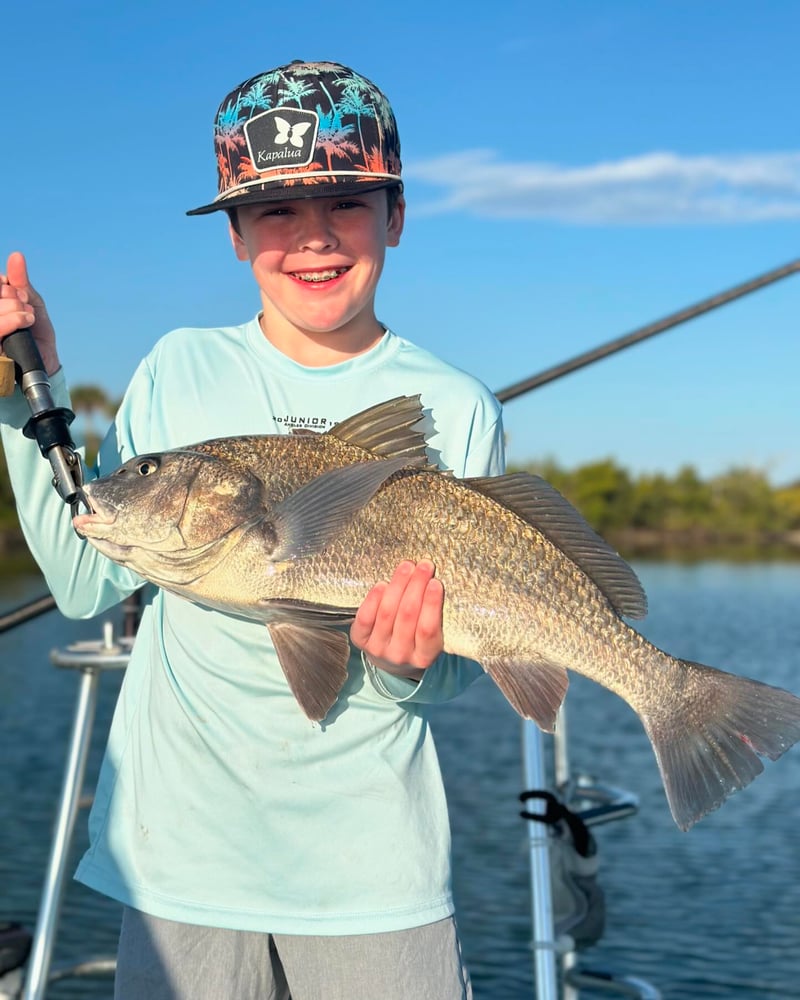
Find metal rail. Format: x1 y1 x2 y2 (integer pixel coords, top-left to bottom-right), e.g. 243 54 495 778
17 626 131 1000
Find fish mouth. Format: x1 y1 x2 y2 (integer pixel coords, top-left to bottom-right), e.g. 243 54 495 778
73 510 118 537
72 485 118 538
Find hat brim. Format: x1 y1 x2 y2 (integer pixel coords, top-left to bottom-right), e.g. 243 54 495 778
187 177 402 216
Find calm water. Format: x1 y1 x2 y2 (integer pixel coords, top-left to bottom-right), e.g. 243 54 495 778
1 563 799 999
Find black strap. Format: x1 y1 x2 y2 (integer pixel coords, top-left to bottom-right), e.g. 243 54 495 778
519 789 594 858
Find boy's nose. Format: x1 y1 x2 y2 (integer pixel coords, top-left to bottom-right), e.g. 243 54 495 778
297 208 338 252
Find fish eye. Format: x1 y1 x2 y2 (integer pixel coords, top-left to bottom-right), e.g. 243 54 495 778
136 457 160 477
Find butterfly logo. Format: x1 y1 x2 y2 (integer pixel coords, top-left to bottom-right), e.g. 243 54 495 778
274 117 313 148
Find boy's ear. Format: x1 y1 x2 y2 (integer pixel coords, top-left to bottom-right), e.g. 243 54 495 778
229 220 250 261
386 194 405 248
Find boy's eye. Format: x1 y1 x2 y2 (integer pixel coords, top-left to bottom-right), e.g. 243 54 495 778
335 200 365 210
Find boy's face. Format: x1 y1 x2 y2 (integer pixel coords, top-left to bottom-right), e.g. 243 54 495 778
229 190 404 349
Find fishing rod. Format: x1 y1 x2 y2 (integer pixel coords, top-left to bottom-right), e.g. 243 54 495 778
2 259 799 633
0 328 84 634
0 593 57 633
495 258 800 403
1 328 84 507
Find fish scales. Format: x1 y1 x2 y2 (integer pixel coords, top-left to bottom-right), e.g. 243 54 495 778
77 395 800 831
276 471 628 680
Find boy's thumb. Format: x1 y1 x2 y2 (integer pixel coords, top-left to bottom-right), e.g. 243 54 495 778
6 251 31 292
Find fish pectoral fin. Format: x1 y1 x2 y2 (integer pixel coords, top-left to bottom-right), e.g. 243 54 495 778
260 598 358 628
267 621 351 722
269 455 414 562
484 656 569 732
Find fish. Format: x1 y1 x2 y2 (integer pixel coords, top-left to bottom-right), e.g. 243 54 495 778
76 395 800 831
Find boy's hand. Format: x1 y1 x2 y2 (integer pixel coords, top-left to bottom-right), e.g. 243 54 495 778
0 252 60 375
350 560 444 681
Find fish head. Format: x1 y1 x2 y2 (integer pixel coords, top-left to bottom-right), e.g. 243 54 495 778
78 449 268 567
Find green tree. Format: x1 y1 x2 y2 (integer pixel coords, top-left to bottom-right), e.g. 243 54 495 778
710 467 787 535
569 459 634 532
665 465 714 531
0 447 16 527
71 383 115 465
512 457 573 498
775 482 800 530
630 473 672 529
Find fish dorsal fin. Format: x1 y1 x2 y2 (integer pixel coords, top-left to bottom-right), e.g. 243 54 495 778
464 472 648 619
327 395 434 467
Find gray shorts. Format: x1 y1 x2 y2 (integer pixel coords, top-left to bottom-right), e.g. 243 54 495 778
114 906 472 1000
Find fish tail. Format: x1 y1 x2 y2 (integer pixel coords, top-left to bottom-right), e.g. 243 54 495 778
640 659 800 831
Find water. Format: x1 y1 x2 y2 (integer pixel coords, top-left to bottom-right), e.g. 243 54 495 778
1 563 799 999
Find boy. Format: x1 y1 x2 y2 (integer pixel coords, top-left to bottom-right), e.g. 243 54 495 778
0 61 504 999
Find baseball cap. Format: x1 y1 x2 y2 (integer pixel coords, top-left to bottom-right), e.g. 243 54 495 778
187 60 402 215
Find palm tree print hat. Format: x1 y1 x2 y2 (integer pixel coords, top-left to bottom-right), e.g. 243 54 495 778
187 60 402 215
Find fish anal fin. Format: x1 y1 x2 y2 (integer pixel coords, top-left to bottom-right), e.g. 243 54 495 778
465 472 647 620
484 656 569 732
267 622 351 722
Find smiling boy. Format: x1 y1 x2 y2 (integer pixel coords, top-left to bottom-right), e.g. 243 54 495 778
0 61 504 999
229 192 403 364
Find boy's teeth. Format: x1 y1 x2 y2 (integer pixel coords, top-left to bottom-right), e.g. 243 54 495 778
295 269 346 282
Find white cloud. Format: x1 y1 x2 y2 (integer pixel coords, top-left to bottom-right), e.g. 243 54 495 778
404 150 800 223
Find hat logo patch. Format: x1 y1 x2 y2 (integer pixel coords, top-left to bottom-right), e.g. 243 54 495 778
275 117 312 148
244 108 319 173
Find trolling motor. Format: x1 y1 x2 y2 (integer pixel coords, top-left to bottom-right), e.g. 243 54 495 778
0 328 85 515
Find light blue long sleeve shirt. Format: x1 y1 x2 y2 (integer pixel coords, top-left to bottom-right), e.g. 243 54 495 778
0 319 504 934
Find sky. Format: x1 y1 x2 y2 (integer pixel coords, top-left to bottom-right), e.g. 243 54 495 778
3 0 799 484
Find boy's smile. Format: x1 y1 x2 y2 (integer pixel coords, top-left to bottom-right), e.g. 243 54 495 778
230 190 404 365
290 268 349 284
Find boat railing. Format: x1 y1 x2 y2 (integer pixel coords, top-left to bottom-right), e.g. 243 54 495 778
2 616 662 1000
1 624 131 1000
522 709 662 999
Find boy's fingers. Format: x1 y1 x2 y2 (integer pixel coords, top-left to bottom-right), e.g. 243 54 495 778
350 581 387 646
0 256 37 340
371 561 431 650
0 294 36 340
391 560 435 629
413 577 445 654
6 251 31 292
361 560 413 646
350 561 443 670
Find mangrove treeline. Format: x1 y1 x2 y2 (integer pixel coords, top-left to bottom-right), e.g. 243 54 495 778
1 382 799 564
509 457 800 559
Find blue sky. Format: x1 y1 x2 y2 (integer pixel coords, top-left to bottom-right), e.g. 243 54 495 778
4 1 798 484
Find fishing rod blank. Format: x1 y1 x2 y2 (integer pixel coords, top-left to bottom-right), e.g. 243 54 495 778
495 258 800 404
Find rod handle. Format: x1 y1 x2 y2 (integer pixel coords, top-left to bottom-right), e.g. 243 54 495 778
2 327 45 382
